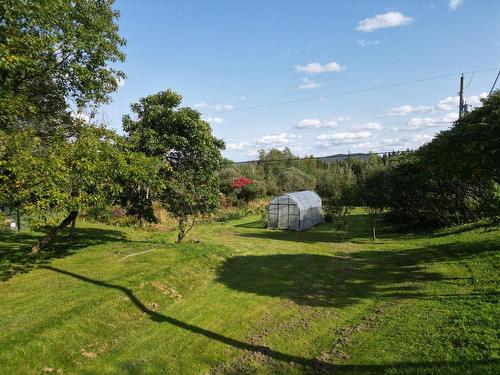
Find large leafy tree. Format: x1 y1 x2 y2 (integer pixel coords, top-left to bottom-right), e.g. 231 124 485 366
281 167 316 192
258 148 297 181
419 92 500 184
385 92 500 229
123 90 224 243
316 163 356 241
116 152 163 226
0 0 125 134
0 0 129 251
357 158 390 240
0 126 157 253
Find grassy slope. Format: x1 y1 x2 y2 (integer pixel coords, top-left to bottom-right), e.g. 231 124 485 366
0 210 498 374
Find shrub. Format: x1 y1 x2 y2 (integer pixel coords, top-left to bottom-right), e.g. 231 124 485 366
264 178 280 196
239 181 266 202
231 177 253 189
281 167 316 192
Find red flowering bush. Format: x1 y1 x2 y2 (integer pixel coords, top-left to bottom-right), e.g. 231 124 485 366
231 177 253 189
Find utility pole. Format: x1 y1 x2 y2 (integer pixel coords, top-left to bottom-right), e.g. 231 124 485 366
459 73 464 119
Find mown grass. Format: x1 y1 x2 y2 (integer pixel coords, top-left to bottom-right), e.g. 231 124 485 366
0 209 498 374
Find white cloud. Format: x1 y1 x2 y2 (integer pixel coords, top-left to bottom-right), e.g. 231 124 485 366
312 132 435 153
357 39 381 47
466 92 488 107
346 137 405 152
436 96 458 111
386 105 434 116
295 61 344 74
449 0 464 11
380 137 404 147
116 77 125 88
194 101 207 109
256 133 300 146
205 116 224 125
323 118 341 127
72 111 92 123
436 92 487 111
213 104 234 112
403 134 434 143
299 77 321 90
442 112 459 123
407 113 458 128
226 142 251 151
317 131 371 146
297 118 321 128
356 11 413 32
296 116 349 129
407 117 441 128
354 122 383 130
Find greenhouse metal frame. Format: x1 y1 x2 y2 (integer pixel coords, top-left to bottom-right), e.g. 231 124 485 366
268 191 323 231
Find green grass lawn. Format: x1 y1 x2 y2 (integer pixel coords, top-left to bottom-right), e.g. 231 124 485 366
0 210 499 374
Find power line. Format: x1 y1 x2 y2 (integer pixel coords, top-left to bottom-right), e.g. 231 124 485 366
465 71 474 89
216 117 430 141
489 69 500 95
204 67 499 116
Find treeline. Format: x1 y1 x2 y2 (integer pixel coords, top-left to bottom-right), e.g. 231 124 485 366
220 93 500 238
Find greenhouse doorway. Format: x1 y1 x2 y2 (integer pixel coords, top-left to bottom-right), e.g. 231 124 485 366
268 191 323 231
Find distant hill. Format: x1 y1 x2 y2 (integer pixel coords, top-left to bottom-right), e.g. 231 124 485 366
235 152 373 164
316 152 371 162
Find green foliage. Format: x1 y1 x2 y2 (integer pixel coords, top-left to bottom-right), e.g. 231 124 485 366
280 166 316 192
316 164 356 240
357 158 390 239
238 181 266 203
0 126 155 229
420 92 500 184
0 129 71 227
115 150 163 224
383 95 500 229
0 0 125 132
264 176 280 196
123 90 224 242
219 167 239 195
258 148 297 181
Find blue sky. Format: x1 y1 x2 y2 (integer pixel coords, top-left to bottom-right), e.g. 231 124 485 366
100 0 500 161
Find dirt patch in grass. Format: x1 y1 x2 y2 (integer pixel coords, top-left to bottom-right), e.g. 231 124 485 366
150 281 182 300
314 300 399 373
208 302 338 374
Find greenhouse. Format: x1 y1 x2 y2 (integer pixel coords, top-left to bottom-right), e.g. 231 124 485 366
268 191 323 231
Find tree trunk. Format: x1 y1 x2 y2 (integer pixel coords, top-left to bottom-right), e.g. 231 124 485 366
176 218 186 243
69 215 77 241
31 210 78 255
176 216 196 244
370 213 376 241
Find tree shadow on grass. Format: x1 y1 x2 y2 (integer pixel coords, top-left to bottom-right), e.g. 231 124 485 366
324 359 500 374
41 247 499 374
0 228 126 281
234 220 267 229
41 265 334 372
215 240 499 308
236 214 399 244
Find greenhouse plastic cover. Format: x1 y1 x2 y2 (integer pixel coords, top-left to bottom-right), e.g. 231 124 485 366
268 191 323 231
